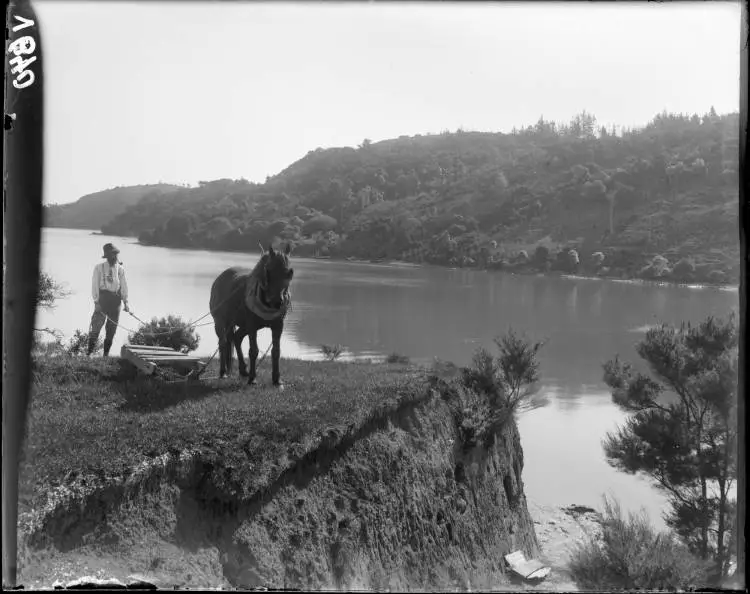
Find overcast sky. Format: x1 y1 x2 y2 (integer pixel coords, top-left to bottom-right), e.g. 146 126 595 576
34 1 741 205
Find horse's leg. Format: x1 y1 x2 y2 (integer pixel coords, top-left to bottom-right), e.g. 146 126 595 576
247 327 259 386
215 323 227 379
225 326 235 376
234 327 248 377
271 321 284 387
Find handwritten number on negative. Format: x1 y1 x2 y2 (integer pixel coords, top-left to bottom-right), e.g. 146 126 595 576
8 34 37 89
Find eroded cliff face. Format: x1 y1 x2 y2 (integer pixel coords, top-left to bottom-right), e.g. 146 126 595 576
19 392 538 591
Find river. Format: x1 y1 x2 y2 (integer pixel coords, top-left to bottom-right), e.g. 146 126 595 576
37 228 738 528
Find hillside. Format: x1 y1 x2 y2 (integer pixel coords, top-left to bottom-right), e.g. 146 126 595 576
43 184 182 231
103 110 740 285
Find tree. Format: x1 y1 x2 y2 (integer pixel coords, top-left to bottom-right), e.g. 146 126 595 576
457 329 545 440
267 219 288 237
395 172 419 199
203 216 234 237
569 110 598 139
673 257 696 281
302 214 338 236
532 245 551 271
36 272 70 309
601 314 738 580
163 213 199 245
34 272 70 340
640 254 672 279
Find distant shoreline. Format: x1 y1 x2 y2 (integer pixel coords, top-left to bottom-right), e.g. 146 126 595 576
49 226 737 292
292 251 738 292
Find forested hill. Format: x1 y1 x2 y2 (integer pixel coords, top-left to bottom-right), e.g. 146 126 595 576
103 110 739 285
43 184 182 231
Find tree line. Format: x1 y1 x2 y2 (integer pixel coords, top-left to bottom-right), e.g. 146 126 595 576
98 108 739 285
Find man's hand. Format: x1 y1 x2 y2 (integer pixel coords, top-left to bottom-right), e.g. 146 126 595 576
123 302 131 313
94 302 102 313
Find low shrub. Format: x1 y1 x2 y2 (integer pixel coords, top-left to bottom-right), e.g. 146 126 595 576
67 328 102 356
385 352 411 364
320 343 344 361
435 329 544 449
129 315 200 353
463 330 544 411
569 496 710 590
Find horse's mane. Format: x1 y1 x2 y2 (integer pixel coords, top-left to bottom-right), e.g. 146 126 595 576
248 251 290 279
248 253 268 279
244 251 293 318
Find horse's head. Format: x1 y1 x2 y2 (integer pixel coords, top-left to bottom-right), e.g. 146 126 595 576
257 242 294 310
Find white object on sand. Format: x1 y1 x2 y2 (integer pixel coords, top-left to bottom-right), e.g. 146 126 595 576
504 550 552 581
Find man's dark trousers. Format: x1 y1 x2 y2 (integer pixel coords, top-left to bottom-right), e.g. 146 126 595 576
87 289 122 356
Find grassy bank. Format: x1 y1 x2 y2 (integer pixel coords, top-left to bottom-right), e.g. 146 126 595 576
20 354 426 517
19 352 541 591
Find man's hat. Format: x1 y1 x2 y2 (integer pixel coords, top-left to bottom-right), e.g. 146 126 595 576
102 243 120 258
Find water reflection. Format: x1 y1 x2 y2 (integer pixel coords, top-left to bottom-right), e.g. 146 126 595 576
590 282 604 317
566 284 579 320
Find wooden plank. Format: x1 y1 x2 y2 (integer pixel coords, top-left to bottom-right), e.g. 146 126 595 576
143 355 205 362
127 345 178 352
127 348 187 357
125 349 183 357
155 359 204 372
120 345 157 375
126 344 180 352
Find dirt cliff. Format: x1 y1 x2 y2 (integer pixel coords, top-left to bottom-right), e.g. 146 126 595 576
19 389 538 590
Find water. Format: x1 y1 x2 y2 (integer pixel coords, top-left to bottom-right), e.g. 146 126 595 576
38 228 738 528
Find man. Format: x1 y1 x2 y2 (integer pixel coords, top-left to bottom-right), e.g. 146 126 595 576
87 242 131 356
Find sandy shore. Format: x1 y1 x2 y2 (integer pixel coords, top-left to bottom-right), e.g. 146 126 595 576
509 500 603 592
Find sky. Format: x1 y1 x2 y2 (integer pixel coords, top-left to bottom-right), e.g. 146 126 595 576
34 1 742 205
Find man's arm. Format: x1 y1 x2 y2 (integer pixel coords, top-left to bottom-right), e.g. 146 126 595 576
119 265 129 311
92 264 101 305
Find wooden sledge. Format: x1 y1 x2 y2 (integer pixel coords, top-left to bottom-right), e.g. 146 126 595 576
504 550 551 581
120 344 206 377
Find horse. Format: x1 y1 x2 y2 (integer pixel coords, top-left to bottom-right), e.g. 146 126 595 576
210 242 294 386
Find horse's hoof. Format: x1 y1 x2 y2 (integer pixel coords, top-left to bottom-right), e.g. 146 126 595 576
239 369 249 378
219 373 227 380
247 378 256 386
272 382 284 390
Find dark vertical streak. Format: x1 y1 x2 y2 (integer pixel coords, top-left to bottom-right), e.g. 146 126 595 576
738 1 748 587
2 0 44 587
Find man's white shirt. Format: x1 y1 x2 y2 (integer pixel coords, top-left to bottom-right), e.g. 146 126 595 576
92 261 129 303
